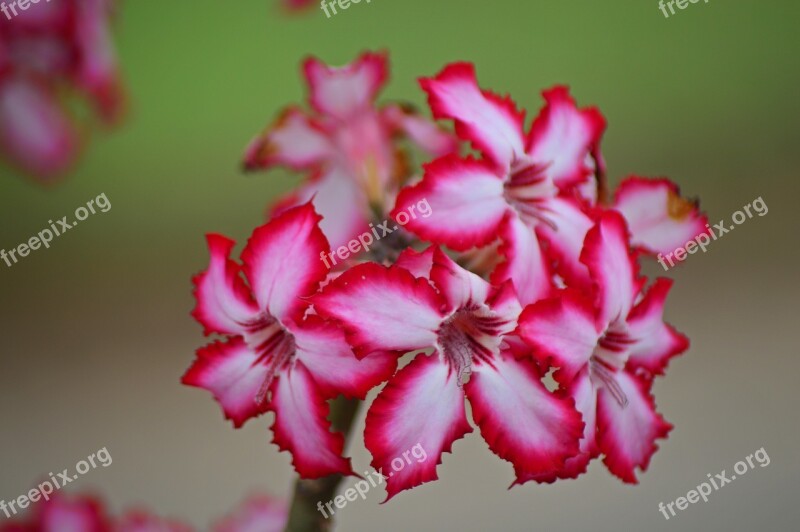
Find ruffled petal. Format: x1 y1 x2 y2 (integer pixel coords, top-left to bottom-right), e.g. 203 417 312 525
243 107 332 171
526 86 606 189
580 211 640 328
465 350 583 478
38 494 111 532
364 354 472 500
596 371 672 484
182 338 271 428
382 104 457 156
625 278 689 376
517 289 601 385
392 155 508 251
491 215 551 305
420 62 526 168
612 176 709 256
0 77 79 179
241 203 329 322
269 165 368 251
430 247 491 312
289 316 397 399
191 234 259 336
394 245 436 279
514 368 599 484
535 196 595 288
313 263 444 356
270 362 354 478
303 51 388 120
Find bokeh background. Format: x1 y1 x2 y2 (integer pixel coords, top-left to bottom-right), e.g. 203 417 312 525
1 0 799 530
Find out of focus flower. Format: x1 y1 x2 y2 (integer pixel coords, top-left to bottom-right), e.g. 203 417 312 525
0 0 125 181
212 495 287 532
243 51 455 250
0 492 112 532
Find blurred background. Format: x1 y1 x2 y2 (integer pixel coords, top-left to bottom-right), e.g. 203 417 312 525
1 0 799 530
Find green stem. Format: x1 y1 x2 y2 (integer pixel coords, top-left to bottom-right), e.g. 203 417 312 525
283 396 361 532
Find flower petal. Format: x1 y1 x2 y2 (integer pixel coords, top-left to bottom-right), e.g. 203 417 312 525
270 362 354 478
536 196 595 288
526 86 606 189
290 316 397 399
596 371 672 484
182 338 271 428
395 245 436 279
212 495 287 532
491 215 551 305
192 234 259 336
243 107 332 171
625 278 689 376
514 368 599 484
117 510 192 532
392 155 508 250
303 51 388 120
0 77 79 179
430 247 491 312
517 289 601 385
383 104 457 156
364 354 472 500
612 176 709 256
241 203 329 322
465 350 583 478
420 62 526 168
580 211 640 328
269 165 368 251
313 263 444 356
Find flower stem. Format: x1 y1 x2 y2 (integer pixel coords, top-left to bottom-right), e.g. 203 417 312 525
283 396 361 532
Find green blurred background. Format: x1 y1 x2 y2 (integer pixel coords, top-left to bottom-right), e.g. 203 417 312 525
1 0 799 530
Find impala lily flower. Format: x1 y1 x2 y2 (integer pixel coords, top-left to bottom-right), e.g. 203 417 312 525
393 64 606 304
517 212 689 483
314 246 584 498
183 203 396 478
116 511 193 532
0 0 125 180
612 176 709 256
213 495 287 532
243 51 455 250
0 493 112 532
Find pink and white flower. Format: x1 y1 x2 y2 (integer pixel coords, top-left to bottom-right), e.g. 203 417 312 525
243 51 455 250
393 64 606 304
314 246 584 498
612 176 709 256
115 511 193 532
183 203 396 478
0 0 125 181
517 212 688 483
0 493 112 532
212 494 287 532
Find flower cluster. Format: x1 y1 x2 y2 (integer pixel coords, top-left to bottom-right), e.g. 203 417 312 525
0 0 125 181
185 51 707 499
0 491 286 532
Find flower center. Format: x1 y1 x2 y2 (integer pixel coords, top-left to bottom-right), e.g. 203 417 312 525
243 314 296 405
503 161 559 230
437 306 509 386
590 324 635 408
